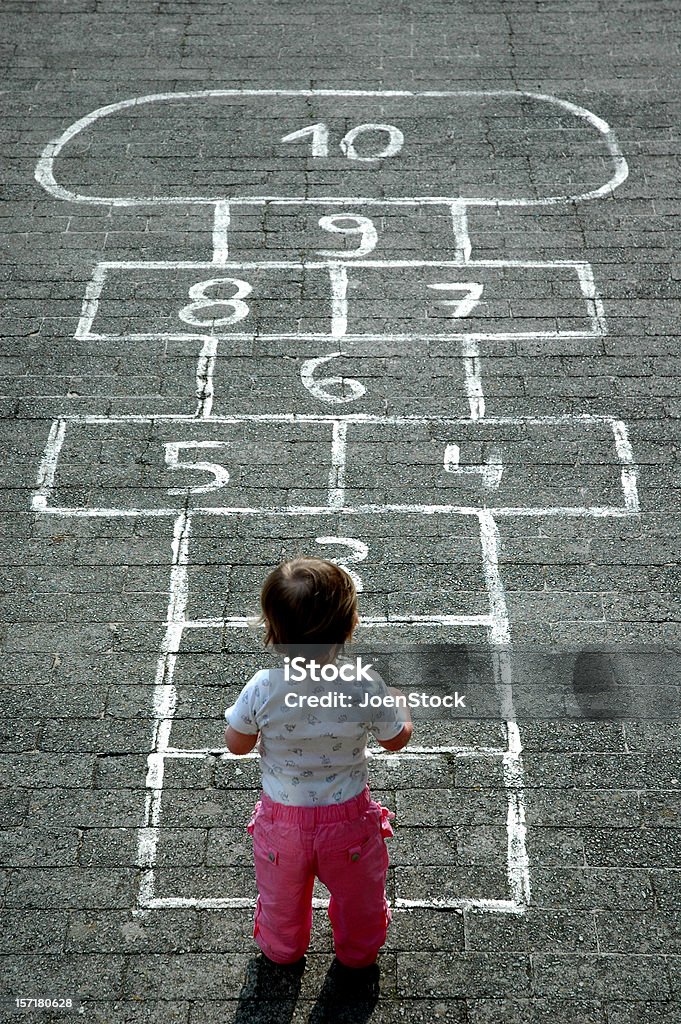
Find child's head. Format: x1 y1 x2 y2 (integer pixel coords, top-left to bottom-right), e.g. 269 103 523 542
259 557 358 662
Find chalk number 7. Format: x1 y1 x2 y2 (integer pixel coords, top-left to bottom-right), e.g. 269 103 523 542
428 282 484 318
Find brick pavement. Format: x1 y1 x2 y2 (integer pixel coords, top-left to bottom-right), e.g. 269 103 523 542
1 0 681 1021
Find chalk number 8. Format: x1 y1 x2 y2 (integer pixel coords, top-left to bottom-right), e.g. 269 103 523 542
178 277 252 328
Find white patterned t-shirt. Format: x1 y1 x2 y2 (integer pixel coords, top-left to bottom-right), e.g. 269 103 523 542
224 662 406 806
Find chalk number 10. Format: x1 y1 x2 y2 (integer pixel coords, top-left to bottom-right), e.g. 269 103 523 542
281 123 404 162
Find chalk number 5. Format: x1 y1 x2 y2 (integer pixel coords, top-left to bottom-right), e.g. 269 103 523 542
164 441 230 494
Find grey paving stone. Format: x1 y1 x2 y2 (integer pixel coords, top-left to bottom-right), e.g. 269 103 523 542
0 953 125 1000
0 827 79 867
465 908 598 953
396 952 531 998
70 1003 190 1024
65 909 200 954
28 788 146 828
605 1004 681 1024
4 867 139 909
532 953 671 1001
467 998 607 1024
529 867 655 911
0 910 67 954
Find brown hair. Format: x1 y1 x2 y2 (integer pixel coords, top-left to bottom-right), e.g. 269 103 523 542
259 557 357 662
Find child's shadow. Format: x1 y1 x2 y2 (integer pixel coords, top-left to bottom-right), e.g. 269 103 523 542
307 961 380 1024
232 955 303 1024
232 956 380 1024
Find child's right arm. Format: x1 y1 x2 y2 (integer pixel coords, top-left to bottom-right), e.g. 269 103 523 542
223 669 266 755
224 724 259 755
376 686 413 752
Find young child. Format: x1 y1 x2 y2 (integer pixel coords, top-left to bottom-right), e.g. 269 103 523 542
223 556 413 977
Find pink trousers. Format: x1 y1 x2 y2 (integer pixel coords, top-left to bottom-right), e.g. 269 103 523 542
246 786 395 967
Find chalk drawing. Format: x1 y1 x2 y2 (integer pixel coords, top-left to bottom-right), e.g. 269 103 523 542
317 214 378 259
71 258 606 344
314 536 369 591
35 89 628 207
30 88 638 918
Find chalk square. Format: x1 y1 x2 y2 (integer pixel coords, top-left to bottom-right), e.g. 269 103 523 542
38 416 336 514
79 262 334 340
182 511 491 626
342 416 631 513
343 262 600 339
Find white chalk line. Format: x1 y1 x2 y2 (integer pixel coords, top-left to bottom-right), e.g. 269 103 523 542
75 263 108 340
82 328 606 344
182 614 494 630
33 503 642 520
462 338 485 420
32 410 637 426
79 257 622 270
137 511 191 905
489 653 531 905
163 745 509 758
612 419 640 514
478 512 511 647
139 895 525 914
194 337 217 418
451 202 472 263
31 419 66 512
35 88 628 209
212 202 230 265
329 420 347 508
329 264 348 339
575 262 608 337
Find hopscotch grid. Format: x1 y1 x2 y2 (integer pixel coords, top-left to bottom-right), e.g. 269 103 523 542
31 88 637 920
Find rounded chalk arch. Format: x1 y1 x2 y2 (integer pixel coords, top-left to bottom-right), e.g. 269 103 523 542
35 88 628 207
